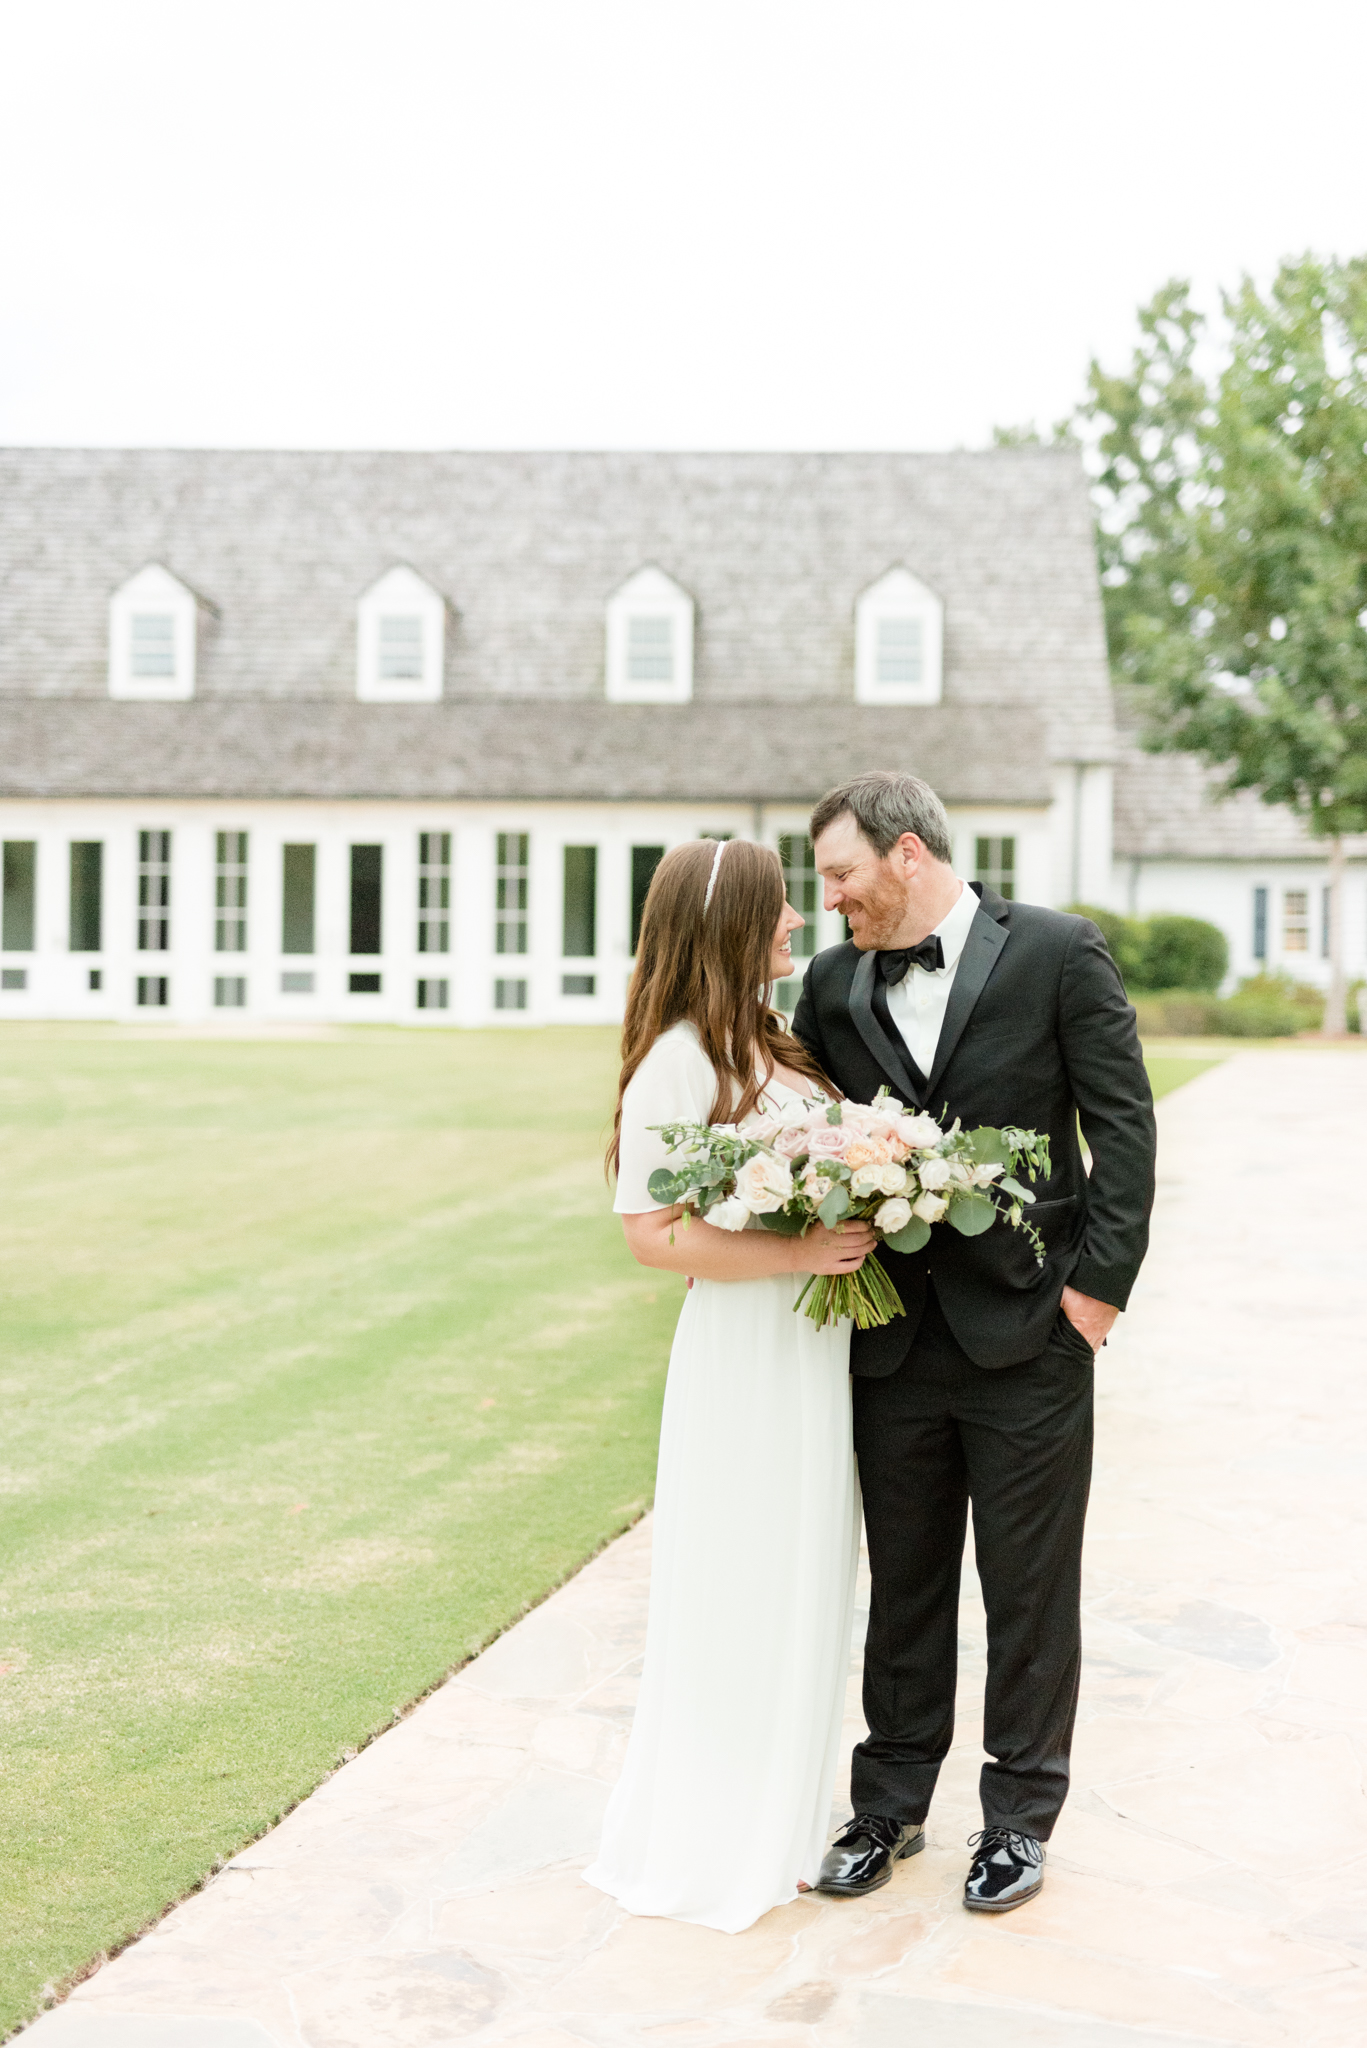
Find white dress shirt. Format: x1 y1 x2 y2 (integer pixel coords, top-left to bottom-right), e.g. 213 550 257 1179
883 880 981 1081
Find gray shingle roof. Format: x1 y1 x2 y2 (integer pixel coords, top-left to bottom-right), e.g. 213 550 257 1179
0 697 1051 806
1112 690 1367 861
0 450 1112 801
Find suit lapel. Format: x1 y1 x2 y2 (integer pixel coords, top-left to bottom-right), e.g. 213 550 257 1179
924 895 1010 1102
848 951 927 1108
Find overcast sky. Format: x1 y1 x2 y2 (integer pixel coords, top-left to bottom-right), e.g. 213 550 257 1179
2 0 1364 452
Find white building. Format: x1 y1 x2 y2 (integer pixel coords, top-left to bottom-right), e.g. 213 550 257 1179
1 447 1358 1025
1110 692 1367 990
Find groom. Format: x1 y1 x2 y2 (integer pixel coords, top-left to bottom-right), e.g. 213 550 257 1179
792 771 1156 1912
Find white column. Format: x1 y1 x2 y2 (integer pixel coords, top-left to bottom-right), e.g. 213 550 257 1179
453 824 494 1025
316 824 348 1011
600 832 633 1019
175 818 214 1021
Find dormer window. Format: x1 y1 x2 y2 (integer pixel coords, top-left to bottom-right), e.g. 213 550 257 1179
876 617 922 687
357 566 446 702
855 566 944 706
378 614 424 680
108 564 202 700
131 613 176 678
627 615 675 684
606 566 694 703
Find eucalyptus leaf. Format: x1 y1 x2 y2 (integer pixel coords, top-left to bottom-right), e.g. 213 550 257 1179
882 1216 931 1254
966 1127 1009 1166
826 1102 844 1126
818 1185 850 1228
647 1168 679 1201
998 1176 1036 1204
947 1191 998 1237
759 1209 807 1236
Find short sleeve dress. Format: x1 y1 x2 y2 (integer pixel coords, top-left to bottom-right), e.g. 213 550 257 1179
583 1020 861 1933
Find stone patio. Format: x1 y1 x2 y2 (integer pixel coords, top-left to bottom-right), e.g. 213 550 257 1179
27 1048 1367 2046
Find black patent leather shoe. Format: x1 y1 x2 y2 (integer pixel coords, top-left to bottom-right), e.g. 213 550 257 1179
815 1813 925 1897
963 1827 1045 1911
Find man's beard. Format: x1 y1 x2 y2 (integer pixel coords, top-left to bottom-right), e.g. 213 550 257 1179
844 872 907 950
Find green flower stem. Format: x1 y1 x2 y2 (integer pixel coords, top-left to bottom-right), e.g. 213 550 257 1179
798 1252 907 1331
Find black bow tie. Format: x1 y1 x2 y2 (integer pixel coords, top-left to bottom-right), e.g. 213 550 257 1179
877 936 945 986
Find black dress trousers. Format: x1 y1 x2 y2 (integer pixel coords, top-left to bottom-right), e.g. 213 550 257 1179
850 1283 1095 1840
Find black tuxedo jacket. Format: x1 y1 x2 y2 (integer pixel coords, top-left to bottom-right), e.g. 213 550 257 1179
792 885 1156 1374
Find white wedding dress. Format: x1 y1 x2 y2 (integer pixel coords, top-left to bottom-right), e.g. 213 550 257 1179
583 1020 860 1933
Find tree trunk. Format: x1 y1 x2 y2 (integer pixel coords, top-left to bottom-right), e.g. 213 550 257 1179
1323 835 1347 1036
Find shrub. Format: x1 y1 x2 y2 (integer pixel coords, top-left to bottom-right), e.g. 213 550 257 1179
1129 974 1324 1037
1215 973 1323 1037
1141 915 1228 993
1068 905 1229 992
1130 991 1222 1035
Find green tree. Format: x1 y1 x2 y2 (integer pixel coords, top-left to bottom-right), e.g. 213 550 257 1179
1083 258 1367 1034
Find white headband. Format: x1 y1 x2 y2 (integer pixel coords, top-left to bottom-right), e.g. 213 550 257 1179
702 837 729 912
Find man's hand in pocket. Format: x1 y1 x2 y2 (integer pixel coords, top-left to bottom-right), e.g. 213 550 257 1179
1060 1285 1118 1353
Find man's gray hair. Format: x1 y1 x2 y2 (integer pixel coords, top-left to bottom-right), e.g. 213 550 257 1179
809 771 954 863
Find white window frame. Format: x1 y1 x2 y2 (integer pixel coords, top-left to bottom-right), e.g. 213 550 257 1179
215 831 249 953
495 831 530 957
108 564 199 700
605 566 695 704
854 566 944 707
417 831 451 955
356 565 446 703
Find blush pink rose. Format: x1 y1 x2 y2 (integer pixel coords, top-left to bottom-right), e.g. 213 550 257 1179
804 1123 852 1160
775 1123 812 1160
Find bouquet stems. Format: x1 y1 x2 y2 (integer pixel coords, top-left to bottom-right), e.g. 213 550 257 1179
795 1251 907 1331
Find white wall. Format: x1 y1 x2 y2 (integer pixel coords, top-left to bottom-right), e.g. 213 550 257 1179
1049 763 1113 908
0 795 1057 1026
1109 856 1367 989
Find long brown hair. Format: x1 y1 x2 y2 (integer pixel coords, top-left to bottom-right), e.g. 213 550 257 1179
608 838 835 1174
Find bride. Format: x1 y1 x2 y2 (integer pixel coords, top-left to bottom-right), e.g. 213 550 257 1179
583 836 873 1934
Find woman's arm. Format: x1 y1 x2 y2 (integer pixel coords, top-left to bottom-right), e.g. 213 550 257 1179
621 1208 876 1282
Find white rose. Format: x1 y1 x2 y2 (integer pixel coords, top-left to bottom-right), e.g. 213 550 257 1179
972 1161 1005 1187
898 1113 944 1150
774 1098 818 1128
849 1164 884 1198
875 1163 908 1196
916 1156 952 1190
912 1190 948 1223
874 1196 912 1235
734 1152 794 1215
706 1194 752 1232
947 1159 975 1188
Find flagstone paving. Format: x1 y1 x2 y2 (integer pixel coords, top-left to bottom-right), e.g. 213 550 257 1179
27 1048 1367 2046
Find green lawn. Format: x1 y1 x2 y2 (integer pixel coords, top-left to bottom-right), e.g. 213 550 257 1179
1143 1052 1222 1100
0 1027 1217 2033
0 1025 679 2035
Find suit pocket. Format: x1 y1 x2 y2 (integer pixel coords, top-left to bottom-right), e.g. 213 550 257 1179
1052 1305 1095 1361
965 1192 1081 1293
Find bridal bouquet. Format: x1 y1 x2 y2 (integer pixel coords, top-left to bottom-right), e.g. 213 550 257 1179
648 1092 1050 1331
